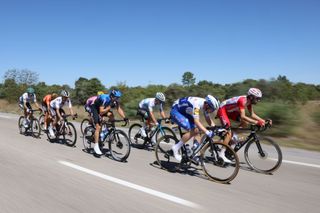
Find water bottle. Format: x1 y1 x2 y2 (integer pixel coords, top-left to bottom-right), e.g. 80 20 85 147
100 127 108 141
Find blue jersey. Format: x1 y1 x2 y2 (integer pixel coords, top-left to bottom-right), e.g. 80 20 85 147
172 97 208 119
93 94 118 109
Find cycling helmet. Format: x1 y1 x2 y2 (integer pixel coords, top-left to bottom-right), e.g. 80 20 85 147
26 87 35 94
205 95 220 110
247 88 262 98
155 92 166 102
97 91 104 95
61 90 70 97
110 89 122 98
51 93 58 100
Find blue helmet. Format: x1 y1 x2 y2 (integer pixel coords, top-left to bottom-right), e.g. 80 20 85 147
110 89 122 98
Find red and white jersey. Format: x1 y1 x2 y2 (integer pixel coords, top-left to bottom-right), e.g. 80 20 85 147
220 96 252 114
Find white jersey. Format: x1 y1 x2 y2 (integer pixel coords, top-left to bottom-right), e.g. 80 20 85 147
19 93 37 103
139 98 163 112
172 97 209 119
50 97 72 109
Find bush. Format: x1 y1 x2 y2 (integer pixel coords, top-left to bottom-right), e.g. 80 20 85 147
254 102 298 137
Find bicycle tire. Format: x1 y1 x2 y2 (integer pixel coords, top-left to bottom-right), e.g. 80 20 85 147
155 126 177 144
80 118 91 135
63 122 77 147
31 118 41 138
128 123 145 147
244 136 282 174
155 135 180 172
108 129 131 162
39 114 45 131
83 126 95 151
18 116 25 134
201 141 239 184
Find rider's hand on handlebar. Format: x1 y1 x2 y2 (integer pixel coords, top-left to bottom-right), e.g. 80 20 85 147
165 118 170 124
124 117 129 122
257 120 265 127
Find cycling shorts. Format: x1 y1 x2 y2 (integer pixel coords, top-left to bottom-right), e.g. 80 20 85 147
170 105 195 131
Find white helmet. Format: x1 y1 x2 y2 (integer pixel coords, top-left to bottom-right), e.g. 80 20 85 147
205 95 220 110
61 90 70 98
155 92 166 102
248 88 262 98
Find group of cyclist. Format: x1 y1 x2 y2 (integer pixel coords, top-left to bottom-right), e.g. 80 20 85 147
19 88 76 138
19 86 271 162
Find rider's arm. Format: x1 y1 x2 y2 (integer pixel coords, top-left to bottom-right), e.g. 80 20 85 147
99 105 111 116
149 111 157 124
204 113 215 127
56 107 62 120
240 108 261 125
194 118 209 134
160 110 166 119
116 105 126 119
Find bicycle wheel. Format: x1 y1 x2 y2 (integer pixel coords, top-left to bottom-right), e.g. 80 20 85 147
128 123 145 147
83 126 95 151
63 122 77 147
155 126 177 144
244 137 282 174
80 118 91 135
31 118 41 138
39 114 45 131
155 135 180 172
18 116 25 134
108 130 131 162
201 141 239 184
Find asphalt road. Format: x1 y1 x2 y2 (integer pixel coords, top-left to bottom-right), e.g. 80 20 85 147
0 112 319 213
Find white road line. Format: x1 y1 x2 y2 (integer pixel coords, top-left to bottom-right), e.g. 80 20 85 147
0 114 14 119
280 159 320 169
59 161 201 209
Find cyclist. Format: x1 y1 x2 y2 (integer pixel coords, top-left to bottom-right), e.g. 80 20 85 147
84 91 107 115
169 95 229 162
41 93 58 131
90 89 128 155
48 90 75 137
18 87 41 128
137 92 169 143
217 88 272 147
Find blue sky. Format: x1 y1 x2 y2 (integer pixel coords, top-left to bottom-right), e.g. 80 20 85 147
0 0 319 87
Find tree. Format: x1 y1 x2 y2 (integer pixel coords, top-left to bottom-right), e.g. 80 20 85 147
182 71 196 86
3 69 39 85
73 77 105 105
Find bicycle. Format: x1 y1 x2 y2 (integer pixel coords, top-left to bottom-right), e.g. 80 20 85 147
155 126 240 184
128 118 176 149
229 120 282 174
46 114 78 147
83 119 131 162
80 118 91 135
18 109 41 138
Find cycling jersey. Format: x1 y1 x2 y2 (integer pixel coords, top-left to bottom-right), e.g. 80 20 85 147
92 94 118 109
139 98 163 112
84 96 98 113
50 97 72 109
170 97 209 130
19 93 37 104
217 96 252 128
42 94 54 112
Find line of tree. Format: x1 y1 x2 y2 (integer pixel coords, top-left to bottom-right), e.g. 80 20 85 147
1 69 319 107
1 69 319 137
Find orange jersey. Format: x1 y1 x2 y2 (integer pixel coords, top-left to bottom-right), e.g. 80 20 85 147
42 94 53 106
